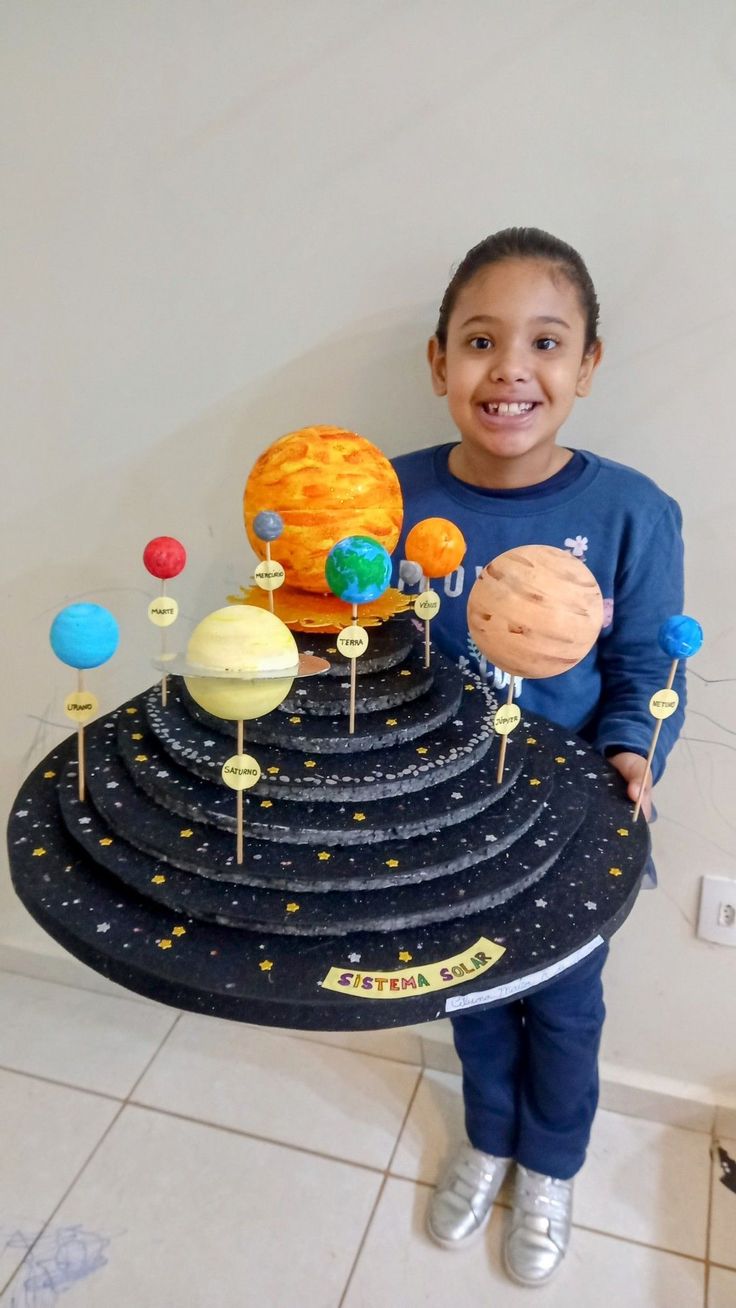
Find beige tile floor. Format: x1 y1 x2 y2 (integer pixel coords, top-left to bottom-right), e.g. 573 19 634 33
0 969 732 1307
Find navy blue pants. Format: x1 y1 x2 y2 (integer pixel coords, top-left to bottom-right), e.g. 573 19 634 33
451 942 609 1181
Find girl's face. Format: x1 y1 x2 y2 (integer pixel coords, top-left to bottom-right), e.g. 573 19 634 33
428 258 602 481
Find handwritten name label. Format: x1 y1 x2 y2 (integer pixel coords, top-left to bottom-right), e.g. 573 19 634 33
336 625 369 659
649 688 679 720
221 753 262 790
254 560 286 591
493 704 521 736
64 690 99 723
414 590 440 620
320 936 505 999
148 597 179 627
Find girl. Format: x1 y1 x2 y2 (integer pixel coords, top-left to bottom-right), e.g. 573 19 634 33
392 228 685 1286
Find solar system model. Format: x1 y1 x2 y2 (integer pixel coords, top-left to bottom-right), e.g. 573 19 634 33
7 425 701 1030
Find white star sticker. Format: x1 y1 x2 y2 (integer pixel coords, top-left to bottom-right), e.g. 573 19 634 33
485 834 497 842
584 901 597 911
96 922 111 933
106 781 119 789
204 739 215 747
451 792 463 800
17 810 28 818
534 838 547 847
535 898 548 908
79 817 91 825
348 952 362 964
156 771 169 779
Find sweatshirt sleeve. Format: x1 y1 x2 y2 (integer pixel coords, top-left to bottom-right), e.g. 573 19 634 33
593 497 686 783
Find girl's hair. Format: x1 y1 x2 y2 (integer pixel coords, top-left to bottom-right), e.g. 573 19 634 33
435 227 600 354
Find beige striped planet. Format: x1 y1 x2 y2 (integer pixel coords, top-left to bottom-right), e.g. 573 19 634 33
467 545 604 679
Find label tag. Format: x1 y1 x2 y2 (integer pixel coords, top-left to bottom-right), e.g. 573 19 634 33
649 688 679 720
64 690 99 723
221 754 262 790
414 590 441 620
254 560 286 592
320 936 505 998
336 625 369 659
493 703 521 736
148 597 179 627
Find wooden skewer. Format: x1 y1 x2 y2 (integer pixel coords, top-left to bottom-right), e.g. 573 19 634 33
265 542 275 613
496 679 515 785
236 719 244 864
161 582 168 707
77 669 86 802
349 603 358 735
423 584 431 668
633 658 678 822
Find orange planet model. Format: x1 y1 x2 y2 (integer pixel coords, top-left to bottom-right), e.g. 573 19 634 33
405 517 466 579
467 545 603 679
244 426 403 593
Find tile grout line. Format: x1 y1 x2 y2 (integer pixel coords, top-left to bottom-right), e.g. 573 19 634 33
704 1136 716 1308
0 964 163 1009
124 1010 183 1103
0 1060 125 1104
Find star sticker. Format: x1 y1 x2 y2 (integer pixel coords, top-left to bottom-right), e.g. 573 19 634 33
131 732 143 741
99 837 113 847
317 851 331 861
529 779 541 787
259 960 273 972
385 859 400 868
179 829 194 838
96 922 111 933
125 707 137 715
617 828 630 837
203 739 215 747
43 771 56 779
353 812 366 822
526 737 537 745
151 874 166 884
260 800 273 808
32 847 46 857
416 747 428 755
534 838 547 847
585 772 598 780
106 781 119 789
304 760 316 769
286 902 300 913
385 718 398 726
451 792 462 800
267 766 280 775
464 683 475 691
156 771 169 779
535 898 548 908
326 647 338 654
584 901 597 911
348 952 362 964
400 669 412 676
157 939 173 950
609 867 623 877
16 810 28 818
555 756 566 764
289 716 301 725
172 925 186 937
398 950 413 963
134 754 149 763
485 834 497 842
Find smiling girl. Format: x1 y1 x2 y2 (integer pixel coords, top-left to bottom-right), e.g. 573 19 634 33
392 228 685 1285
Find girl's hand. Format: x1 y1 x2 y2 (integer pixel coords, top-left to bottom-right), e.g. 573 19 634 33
607 751 652 820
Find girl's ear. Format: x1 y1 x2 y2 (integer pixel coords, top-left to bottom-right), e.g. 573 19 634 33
576 339 604 397
427 336 448 396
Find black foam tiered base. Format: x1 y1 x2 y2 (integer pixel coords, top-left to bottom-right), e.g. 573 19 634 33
7 620 650 1029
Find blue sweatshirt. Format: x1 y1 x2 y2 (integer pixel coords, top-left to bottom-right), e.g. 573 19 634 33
392 444 685 782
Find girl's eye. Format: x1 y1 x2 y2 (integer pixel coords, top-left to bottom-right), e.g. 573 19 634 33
469 336 492 350
535 337 558 351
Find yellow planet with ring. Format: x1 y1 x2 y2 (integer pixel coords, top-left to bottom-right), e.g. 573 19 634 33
244 425 404 593
184 605 299 720
467 545 603 679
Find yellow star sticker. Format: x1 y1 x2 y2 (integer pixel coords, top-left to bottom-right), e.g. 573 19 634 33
353 812 366 822
99 837 113 847
609 866 623 877
464 683 475 691
180 828 194 838
44 770 56 779
157 939 172 950
385 718 398 726
125 707 137 715
134 754 149 763
151 874 166 884
131 732 143 741
385 859 400 868
317 851 331 860
289 716 301 725
416 747 428 755
260 799 273 808
527 737 537 745
304 760 316 768
617 828 630 837
529 778 541 787
172 926 186 937
267 766 280 775
398 950 413 963
327 647 338 654
400 669 412 677
259 959 273 971
555 756 566 764
32 847 46 857
286 902 300 913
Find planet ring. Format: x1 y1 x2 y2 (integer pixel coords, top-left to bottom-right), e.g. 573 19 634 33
153 653 330 681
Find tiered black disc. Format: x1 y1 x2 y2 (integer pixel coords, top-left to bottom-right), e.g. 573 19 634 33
7 619 650 1029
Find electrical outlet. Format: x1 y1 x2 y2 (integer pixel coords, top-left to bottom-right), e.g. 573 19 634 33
697 876 736 946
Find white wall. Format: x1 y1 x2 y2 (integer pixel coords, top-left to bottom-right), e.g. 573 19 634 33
2 0 734 1099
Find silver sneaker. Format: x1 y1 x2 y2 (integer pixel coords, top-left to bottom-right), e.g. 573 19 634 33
427 1143 512 1249
503 1165 573 1285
